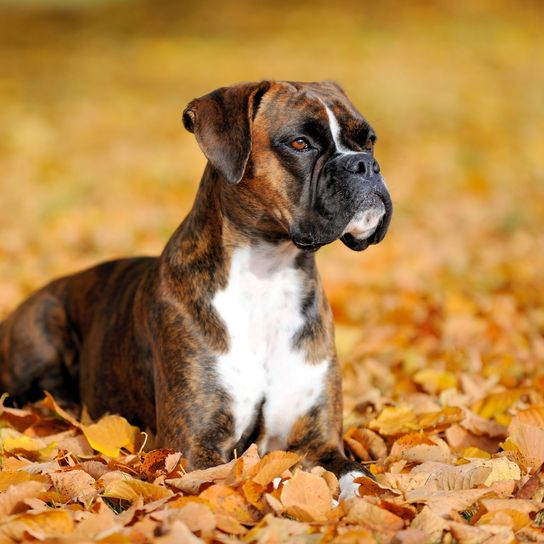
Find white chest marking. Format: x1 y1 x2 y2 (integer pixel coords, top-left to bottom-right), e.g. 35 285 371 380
212 243 329 451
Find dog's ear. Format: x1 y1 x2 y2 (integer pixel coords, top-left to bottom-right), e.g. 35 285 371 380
182 81 272 185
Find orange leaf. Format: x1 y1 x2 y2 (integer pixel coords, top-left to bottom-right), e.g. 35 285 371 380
250 451 300 486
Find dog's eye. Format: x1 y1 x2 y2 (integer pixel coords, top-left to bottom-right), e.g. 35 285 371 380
290 137 310 151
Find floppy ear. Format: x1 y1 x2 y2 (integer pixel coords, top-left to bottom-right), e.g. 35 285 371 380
182 81 271 184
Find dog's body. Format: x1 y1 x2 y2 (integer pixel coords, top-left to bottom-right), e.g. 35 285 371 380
0 81 392 497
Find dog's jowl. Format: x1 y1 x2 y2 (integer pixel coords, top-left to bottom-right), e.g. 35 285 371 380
0 81 392 498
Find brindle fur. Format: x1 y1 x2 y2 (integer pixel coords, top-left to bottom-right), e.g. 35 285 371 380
0 81 390 479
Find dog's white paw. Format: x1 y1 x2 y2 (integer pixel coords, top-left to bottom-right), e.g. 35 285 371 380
338 470 368 501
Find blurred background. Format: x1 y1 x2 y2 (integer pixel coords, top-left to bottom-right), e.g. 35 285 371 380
0 0 543 411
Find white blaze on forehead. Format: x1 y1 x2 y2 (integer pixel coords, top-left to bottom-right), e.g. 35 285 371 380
323 103 353 154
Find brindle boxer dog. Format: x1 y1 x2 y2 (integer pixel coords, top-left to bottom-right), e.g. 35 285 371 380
0 81 392 498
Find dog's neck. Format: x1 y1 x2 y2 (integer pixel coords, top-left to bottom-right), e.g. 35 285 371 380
160 164 317 293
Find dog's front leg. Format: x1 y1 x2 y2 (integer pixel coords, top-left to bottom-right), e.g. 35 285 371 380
285 401 374 500
152 342 237 469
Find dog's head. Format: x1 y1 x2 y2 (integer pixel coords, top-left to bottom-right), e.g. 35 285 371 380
183 80 392 251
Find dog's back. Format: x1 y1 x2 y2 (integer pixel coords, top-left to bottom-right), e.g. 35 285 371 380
0 256 156 411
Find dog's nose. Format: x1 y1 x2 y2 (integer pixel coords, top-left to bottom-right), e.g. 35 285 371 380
342 153 380 177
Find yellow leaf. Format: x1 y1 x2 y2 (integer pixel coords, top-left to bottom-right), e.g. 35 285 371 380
461 447 491 460
473 389 529 422
0 470 31 492
82 415 140 458
413 368 458 394
2 510 74 540
0 429 58 461
103 478 173 503
368 404 419 435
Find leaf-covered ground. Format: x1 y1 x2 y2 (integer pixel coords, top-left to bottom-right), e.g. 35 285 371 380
1 1 544 542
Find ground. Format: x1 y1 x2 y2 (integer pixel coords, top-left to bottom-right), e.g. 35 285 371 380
0 1 544 542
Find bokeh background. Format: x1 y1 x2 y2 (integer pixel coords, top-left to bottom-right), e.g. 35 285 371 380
1 0 543 413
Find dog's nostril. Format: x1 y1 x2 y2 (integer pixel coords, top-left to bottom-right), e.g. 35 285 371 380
357 161 367 175
372 160 380 174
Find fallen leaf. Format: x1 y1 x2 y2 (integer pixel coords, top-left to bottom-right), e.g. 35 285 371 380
50 469 98 503
103 478 173 503
279 469 332 522
250 450 301 486
0 480 46 517
82 414 140 457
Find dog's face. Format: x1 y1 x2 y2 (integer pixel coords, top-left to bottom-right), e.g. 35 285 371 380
183 80 392 251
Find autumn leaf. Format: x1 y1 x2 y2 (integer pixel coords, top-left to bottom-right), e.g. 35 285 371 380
82 414 140 458
1 510 74 541
103 478 173 503
508 406 544 470
279 470 332 522
249 450 300 486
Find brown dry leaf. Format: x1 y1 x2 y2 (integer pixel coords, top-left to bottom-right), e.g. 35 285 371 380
405 488 491 517
354 476 400 498
279 469 332 522
411 457 520 491
311 466 340 499
250 450 300 486
41 391 82 429
508 407 544 470
141 448 176 479
103 478 173 503
344 428 387 461
56 432 95 456
82 414 140 457
445 423 501 453
170 501 216 538
477 508 531 531
461 409 508 438
389 433 451 464
381 471 430 494
155 520 204 543
343 498 405 537
167 460 234 494
410 506 448 541
215 513 248 535
199 483 257 525
481 498 540 514
0 404 36 432
392 528 428 544
50 469 98 503
0 480 46 517
72 499 119 538
245 514 312 543
449 521 495 544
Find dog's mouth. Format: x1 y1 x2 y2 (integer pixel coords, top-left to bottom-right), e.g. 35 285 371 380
291 237 332 252
291 197 392 253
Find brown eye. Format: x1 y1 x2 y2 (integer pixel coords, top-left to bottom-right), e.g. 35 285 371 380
290 137 310 151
